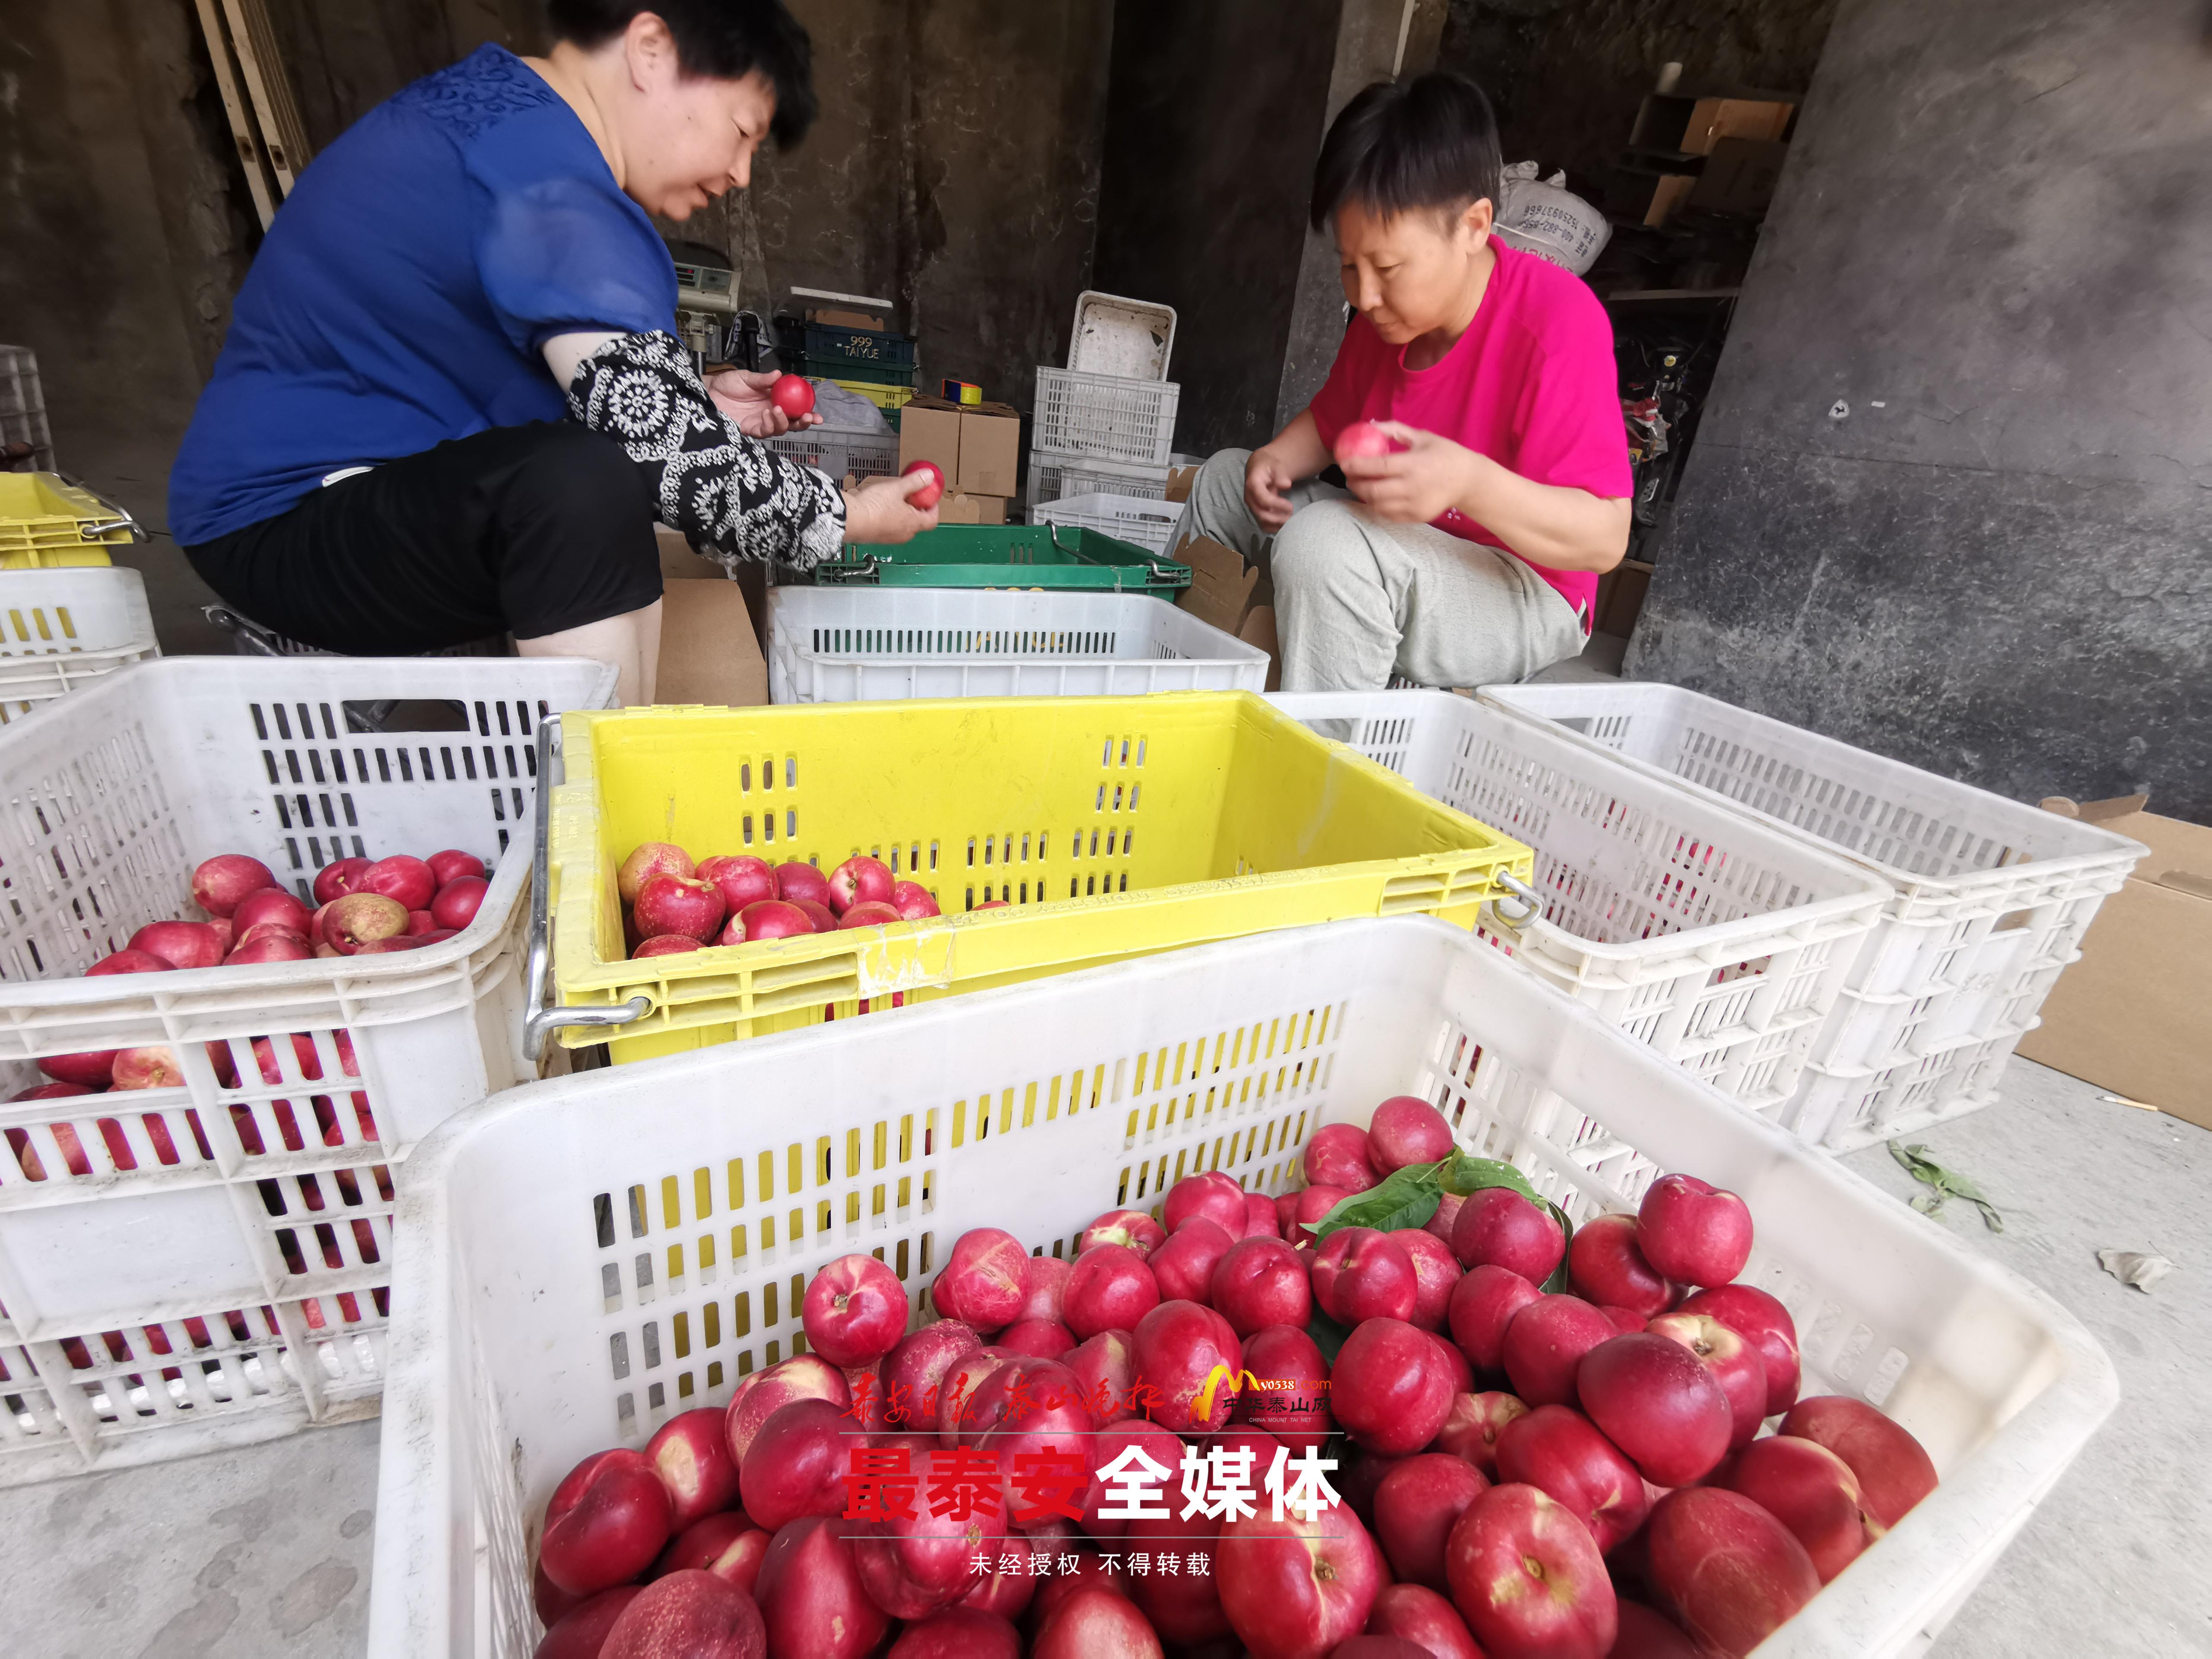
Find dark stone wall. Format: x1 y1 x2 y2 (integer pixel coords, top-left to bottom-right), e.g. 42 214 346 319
742 0 1113 412
1437 0 1839 185
1629 0 2212 821
1092 0 1344 453
1 0 1112 575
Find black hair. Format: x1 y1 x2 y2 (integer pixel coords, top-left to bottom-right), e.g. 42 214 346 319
547 0 817 146
1309 73 1503 233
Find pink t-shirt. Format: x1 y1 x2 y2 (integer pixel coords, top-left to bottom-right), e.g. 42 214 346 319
1307 241 1632 622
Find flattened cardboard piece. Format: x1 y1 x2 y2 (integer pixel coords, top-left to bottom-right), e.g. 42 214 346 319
938 491 1008 526
657 577 768 707
2018 802 2210 1130
1239 604 1282 693
1166 465 1199 503
1173 533 1259 635
655 527 768 700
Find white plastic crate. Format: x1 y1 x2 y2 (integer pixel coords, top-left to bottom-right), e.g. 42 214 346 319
766 586 1265 702
1032 490 1182 554
1067 289 1177 379
0 566 160 722
1480 682 2147 1149
763 423 898 483
367 917 2115 1659
1027 448 1169 508
0 345 54 471
1273 691 1891 1118
1033 368 1180 470
0 655 615 1484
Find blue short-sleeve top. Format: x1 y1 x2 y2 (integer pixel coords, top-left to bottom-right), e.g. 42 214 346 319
170 44 678 544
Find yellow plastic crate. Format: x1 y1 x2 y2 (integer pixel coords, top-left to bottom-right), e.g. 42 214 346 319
546 691 1533 1062
0 474 131 567
830 377 918 413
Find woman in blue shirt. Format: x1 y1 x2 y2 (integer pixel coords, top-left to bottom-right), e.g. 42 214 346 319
170 0 933 701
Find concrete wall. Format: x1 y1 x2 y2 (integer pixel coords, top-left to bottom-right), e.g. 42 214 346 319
1628 0 2212 821
1090 0 1344 454
734 0 1116 410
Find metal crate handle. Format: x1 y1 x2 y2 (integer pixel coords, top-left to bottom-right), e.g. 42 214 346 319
1484 871 1544 932
54 473 143 541
523 718 650 1059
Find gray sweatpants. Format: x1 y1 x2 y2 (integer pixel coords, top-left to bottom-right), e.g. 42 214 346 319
1172 448 1586 693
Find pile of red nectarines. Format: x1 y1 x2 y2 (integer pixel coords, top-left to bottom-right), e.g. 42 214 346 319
615 843 941 959
529 1098 1937 1659
11 848 486 1127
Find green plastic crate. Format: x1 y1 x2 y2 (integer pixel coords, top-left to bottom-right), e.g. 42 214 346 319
815 523 1191 594
778 347 917 388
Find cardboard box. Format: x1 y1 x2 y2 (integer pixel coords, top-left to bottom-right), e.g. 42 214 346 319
1630 93 1794 156
897 396 1023 499
1166 464 1199 504
655 528 768 706
957 402 1021 498
1238 604 1282 693
1690 138 1789 216
1173 534 1260 636
898 398 963 480
938 491 1008 525
1599 559 1653 637
1608 167 1699 229
2018 798 2210 1129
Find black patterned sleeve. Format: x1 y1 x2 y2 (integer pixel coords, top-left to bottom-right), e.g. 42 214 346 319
565 331 847 570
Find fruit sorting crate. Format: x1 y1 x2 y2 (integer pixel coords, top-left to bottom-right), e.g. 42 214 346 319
778 351 917 388
1027 448 1169 506
368 917 2117 1658
1067 289 1178 379
775 320 916 366
1031 489 1182 554
817 522 1190 595
0 473 134 568
0 566 161 724
540 692 1530 1063
0 655 615 1485
1033 369 1181 469
760 424 898 483
765 586 1266 703
1272 691 1892 1119
830 379 916 417
1480 682 2148 1150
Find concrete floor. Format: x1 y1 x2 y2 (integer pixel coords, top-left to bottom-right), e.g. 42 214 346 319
0 1057 2202 1656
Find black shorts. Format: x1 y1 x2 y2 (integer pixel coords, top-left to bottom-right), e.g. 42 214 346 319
184 422 664 654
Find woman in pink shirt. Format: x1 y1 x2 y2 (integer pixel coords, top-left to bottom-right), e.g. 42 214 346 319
1176 73 1632 691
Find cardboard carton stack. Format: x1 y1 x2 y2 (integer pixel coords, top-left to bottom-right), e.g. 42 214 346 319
2020 795 2212 1131
1608 91 1796 230
896 395 1022 524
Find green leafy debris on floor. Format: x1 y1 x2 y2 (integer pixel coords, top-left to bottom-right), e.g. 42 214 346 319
1888 1141 2004 1232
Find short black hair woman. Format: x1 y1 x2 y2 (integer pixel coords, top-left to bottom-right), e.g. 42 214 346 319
1173 73 1631 692
170 0 937 701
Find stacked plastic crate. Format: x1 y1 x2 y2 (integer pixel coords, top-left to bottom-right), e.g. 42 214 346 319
772 313 918 427
1028 293 1182 540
